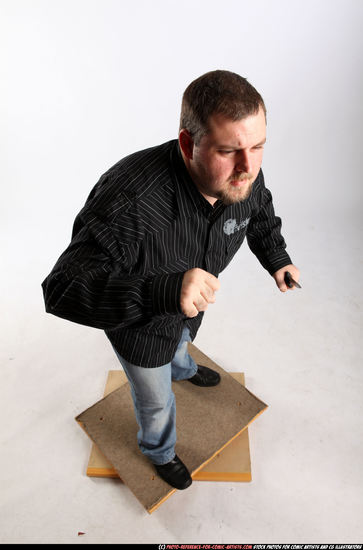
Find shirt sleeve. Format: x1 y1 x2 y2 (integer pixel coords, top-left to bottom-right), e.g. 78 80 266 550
246 170 292 275
41 202 184 331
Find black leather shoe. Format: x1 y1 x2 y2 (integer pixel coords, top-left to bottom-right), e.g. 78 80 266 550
154 455 192 490
187 365 221 387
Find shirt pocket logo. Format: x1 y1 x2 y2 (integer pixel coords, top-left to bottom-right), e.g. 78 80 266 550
223 217 250 235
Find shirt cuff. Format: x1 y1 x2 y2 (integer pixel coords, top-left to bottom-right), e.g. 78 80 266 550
259 250 293 275
151 272 185 315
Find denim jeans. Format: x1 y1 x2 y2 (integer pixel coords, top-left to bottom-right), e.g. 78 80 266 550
111 326 198 465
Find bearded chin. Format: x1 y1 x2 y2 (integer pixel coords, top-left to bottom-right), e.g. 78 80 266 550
218 181 253 205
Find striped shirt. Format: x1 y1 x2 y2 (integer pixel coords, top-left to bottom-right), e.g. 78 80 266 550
41 139 292 367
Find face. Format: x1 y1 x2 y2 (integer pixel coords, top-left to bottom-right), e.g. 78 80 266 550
181 107 266 206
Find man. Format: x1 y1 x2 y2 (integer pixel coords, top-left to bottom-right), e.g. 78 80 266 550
41 70 300 491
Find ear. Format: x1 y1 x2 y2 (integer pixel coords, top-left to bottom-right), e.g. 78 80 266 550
178 129 194 160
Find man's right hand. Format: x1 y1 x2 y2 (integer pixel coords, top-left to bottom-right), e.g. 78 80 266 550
180 268 220 318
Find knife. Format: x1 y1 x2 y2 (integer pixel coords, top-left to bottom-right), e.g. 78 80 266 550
284 271 302 289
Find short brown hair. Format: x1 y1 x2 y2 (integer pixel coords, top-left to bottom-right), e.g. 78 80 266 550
179 70 266 144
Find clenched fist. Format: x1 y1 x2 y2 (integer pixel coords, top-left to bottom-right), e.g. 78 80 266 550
272 264 300 292
180 268 220 318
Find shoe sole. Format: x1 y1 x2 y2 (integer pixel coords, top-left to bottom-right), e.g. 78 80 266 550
188 378 221 387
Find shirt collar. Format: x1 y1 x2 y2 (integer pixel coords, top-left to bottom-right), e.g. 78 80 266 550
170 140 226 220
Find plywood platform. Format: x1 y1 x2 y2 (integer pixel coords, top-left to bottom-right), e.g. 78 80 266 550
76 342 267 513
86 370 252 482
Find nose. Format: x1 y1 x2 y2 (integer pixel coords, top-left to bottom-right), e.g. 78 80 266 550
235 150 252 174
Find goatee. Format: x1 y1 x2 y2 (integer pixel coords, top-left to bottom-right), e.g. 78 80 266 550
218 179 254 205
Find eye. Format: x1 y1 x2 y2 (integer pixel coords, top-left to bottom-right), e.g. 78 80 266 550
219 150 234 154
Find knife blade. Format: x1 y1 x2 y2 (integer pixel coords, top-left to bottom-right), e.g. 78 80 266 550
284 271 302 289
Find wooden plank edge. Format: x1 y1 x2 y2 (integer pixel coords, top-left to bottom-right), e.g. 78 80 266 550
86 467 120 478
194 472 252 482
187 404 267 483
86 467 252 482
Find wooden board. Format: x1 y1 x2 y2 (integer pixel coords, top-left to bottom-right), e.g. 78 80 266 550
76 342 268 513
86 370 252 482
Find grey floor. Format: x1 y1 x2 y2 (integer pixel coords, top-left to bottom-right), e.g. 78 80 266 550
1 217 362 544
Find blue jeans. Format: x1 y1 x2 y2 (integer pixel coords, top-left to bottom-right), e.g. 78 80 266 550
111 326 198 465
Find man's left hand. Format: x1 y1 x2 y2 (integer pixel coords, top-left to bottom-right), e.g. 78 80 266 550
272 264 300 292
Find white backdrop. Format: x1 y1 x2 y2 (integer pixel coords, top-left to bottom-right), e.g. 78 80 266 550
1 0 362 311
1 0 363 544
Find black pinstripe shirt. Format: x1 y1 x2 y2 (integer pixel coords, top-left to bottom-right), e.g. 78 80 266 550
41 139 292 367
